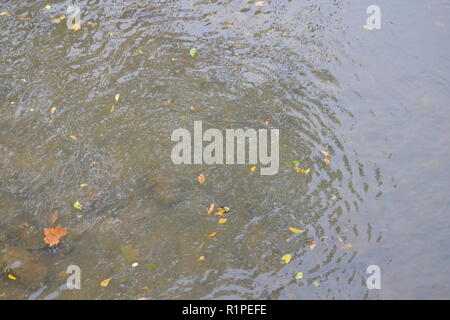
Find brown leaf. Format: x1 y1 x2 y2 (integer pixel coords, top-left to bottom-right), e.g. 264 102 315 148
43 226 68 246
198 173 206 184
207 202 215 215
207 232 217 240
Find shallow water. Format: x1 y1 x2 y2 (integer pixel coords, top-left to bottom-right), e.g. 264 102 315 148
0 0 449 299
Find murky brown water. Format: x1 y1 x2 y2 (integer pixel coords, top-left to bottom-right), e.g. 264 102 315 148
1 0 449 299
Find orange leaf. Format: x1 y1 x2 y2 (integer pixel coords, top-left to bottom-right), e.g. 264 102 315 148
207 202 215 215
207 232 217 240
198 173 206 184
43 226 68 246
218 218 228 224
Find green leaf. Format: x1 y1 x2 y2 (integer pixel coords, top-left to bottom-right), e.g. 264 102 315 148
295 272 304 279
147 263 156 269
179 115 186 120
292 160 300 165
189 47 197 57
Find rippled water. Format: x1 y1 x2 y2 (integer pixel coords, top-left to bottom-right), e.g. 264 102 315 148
0 0 449 299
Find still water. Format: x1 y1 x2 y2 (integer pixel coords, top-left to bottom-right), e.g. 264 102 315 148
0 0 449 299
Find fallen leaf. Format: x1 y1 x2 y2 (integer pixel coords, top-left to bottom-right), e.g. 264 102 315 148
70 135 78 141
8 274 17 280
189 47 197 57
320 150 330 157
1 11 12 16
60 15 65 21
363 25 371 30
115 93 120 101
323 157 330 166
249 166 257 172
207 202 215 215
281 253 292 264
43 226 68 246
80 183 88 187
265 120 269 127
295 168 310 174
198 256 205 262
197 173 206 184
45 5 52 9
163 98 173 105
131 262 139 267
218 218 228 224
50 107 57 114
147 263 156 269
100 278 111 287
292 160 300 165
110 105 115 112
312 280 320 287
74 200 83 210
18 17 31 21
178 115 185 120
309 243 317 250
142 286 149 291
72 23 80 31
255 1 267 6
207 232 217 240
289 227 305 233
344 243 353 249
0 293 6 297
295 272 304 279
91 160 99 165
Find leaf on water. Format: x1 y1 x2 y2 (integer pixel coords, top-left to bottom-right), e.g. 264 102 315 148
1 11 12 16
312 280 320 287
344 243 353 249
114 93 120 102
198 256 205 262
289 227 305 233
255 1 267 6
309 243 317 250
362 25 370 30
147 263 156 269
50 107 57 114
50 212 58 225
292 160 300 165
74 200 83 210
43 226 68 246
70 135 78 141
207 232 217 240
198 173 206 184
320 150 330 157
45 5 52 9
110 105 115 113
100 278 111 287
60 15 65 21
163 98 173 105
189 47 197 57
295 168 310 174
249 166 257 172
131 262 139 267
265 120 269 127
91 160 99 165
281 253 292 264
178 115 186 120
218 218 228 224
18 17 31 21
207 202 215 215
323 158 330 166
295 272 304 279
80 183 88 187
72 23 80 31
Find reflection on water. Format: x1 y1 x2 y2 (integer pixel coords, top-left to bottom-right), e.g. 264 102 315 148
1 0 449 299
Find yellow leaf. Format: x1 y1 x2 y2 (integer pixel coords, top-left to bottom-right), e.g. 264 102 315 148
51 107 57 114
7 274 16 280
363 25 370 30
265 120 269 127
198 256 205 261
110 105 115 112
255 1 267 6
10 101 15 105
60 15 65 20
281 254 292 264
1 11 12 16
72 23 80 31
80 183 88 187
70 135 78 141
45 5 52 10
115 94 120 101
249 166 256 172
295 168 310 174
289 227 305 233
309 243 317 250
74 200 83 210
207 231 217 240
101 278 111 287
218 218 228 224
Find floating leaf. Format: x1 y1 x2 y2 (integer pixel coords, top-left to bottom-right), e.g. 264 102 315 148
289 227 305 233
207 202 215 215
292 160 300 165
50 212 58 224
147 263 156 269
80 183 88 187
189 47 197 57
265 120 269 127
344 243 353 249
255 1 267 6
115 93 120 101
198 256 205 262
178 115 186 120
101 278 111 287
197 173 206 184
18 17 31 21
45 5 52 9
50 107 57 114
72 23 80 31
312 280 320 287
70 135 78 141
281 253 292 264
295 168 310 174
309 243 317 250
362 25 371 30
110 105 115 112
323 158 330 166
74 200 83 210
131 262 139 267
1 11 12 16
7 274 17 280
163 98 173 105
218 218 228 224
207 231 217 240
43 226 68 246
249 166 257 172
295 272 304 279
320 150 330 157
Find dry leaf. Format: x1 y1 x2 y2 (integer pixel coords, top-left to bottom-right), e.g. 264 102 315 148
294 168 310 174
309 243 317 250
70 135 78 141
1 11 12 16
265 120 269 127
207 202 215 215
197 173 206 184
320 150 330 157
80 183 88 187
7 274 16 280
289 227 305 233
43 226 68 246
74 200 83 210
207 232 217 240
91 160 99 165
198 256 205 262
249 166 257 172
115 94 120 101
323 157 330 166
101 278 111 287
255 1 267 6
50 107 57 114
72 23 80 31
163 98 173 105
18 17 31 21
218 218 228 224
